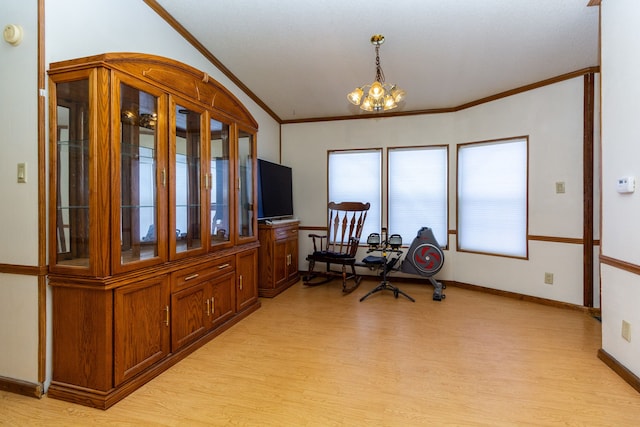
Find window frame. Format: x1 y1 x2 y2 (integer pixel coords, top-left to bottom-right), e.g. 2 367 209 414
327 148 382 242
456 136 529 259
387 145 449 249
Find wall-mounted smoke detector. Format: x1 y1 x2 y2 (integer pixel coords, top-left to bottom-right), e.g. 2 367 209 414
3 24 24 46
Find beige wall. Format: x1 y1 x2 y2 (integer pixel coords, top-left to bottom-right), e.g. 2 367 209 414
600 0 640 378
283 75 600 306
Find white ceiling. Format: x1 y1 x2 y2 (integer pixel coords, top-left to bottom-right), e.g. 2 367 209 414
153 0 599 122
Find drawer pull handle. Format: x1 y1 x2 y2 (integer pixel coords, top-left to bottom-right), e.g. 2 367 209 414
184 273 199 281
239 275 243 290
164 305 169 326
211 297 215 316
206 298 210 316
218 263 230 269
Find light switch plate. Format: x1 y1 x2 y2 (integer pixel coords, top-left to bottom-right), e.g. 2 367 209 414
17 162 27 183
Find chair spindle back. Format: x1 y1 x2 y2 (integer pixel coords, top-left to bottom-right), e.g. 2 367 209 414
327 201 370 257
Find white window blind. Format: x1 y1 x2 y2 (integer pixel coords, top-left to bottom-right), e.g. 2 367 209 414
457 138 527 257
388 146 448 246
328 149 381 240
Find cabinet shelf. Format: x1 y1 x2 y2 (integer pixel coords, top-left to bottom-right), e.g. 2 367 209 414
57 139 89 150
120 204 156 209
57 206 89 210
120 152 155 162
56 257 90 268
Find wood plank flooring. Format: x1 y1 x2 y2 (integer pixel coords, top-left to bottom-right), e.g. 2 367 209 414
2 280 640 426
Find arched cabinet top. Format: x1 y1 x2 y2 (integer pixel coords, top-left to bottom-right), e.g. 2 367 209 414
48 52 258 131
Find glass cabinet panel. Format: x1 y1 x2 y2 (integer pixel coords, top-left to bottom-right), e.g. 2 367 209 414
174 105 202 254
55 79 90 268
210 119 231 246
237 129 255 239
119 83 160 265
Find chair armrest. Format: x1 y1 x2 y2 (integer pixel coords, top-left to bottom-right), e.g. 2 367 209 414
308 234 327 252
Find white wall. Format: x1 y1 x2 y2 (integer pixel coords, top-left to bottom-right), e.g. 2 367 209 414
0 0 281 388
45 0 281 160
0 1 41 384
283 76 600 306
454 78 596 304
600 0 640 378
0 3 39 267
282 114 456 226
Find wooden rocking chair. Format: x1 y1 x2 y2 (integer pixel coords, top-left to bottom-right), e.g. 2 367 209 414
303 201 370 294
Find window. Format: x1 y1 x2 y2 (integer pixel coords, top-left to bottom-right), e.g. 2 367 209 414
328 149 381 239
388 146 448 246
457 137 528 257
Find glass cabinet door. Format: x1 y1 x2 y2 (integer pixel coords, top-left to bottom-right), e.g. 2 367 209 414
54 79 91 269
115 79 166 270
172 103 204 257
209 118 231 248
237 129 256 241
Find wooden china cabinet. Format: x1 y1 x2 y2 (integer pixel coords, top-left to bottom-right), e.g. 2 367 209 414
47 53 259 409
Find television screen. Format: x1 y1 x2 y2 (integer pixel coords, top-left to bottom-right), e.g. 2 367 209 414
257 159 294 220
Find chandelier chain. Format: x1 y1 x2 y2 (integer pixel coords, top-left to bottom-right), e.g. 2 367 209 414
375 44 385 83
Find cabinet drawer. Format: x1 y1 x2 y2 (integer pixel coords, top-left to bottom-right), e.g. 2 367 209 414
275 226 298 240
172 256 235 291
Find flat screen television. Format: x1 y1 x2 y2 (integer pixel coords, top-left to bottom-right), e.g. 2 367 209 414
257 159 294 221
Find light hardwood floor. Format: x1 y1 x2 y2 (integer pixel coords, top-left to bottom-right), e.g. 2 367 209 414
2 280 640 426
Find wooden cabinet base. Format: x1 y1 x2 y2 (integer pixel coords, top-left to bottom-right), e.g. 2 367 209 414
47 302 259 410
258 279 298 298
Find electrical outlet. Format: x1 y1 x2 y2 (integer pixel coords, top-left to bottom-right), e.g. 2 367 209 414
544 272 554 285
622 320 631 342
555 181 565 194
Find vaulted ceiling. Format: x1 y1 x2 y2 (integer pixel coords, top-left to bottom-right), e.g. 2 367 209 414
150 0 599 122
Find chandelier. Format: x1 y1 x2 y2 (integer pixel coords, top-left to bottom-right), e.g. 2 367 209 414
347 34 406 112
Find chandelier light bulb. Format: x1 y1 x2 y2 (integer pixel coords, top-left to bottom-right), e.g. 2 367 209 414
384 95 397 110
347 87 364 105
391 87 406 103
361 96 374 111
368 81 384 100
